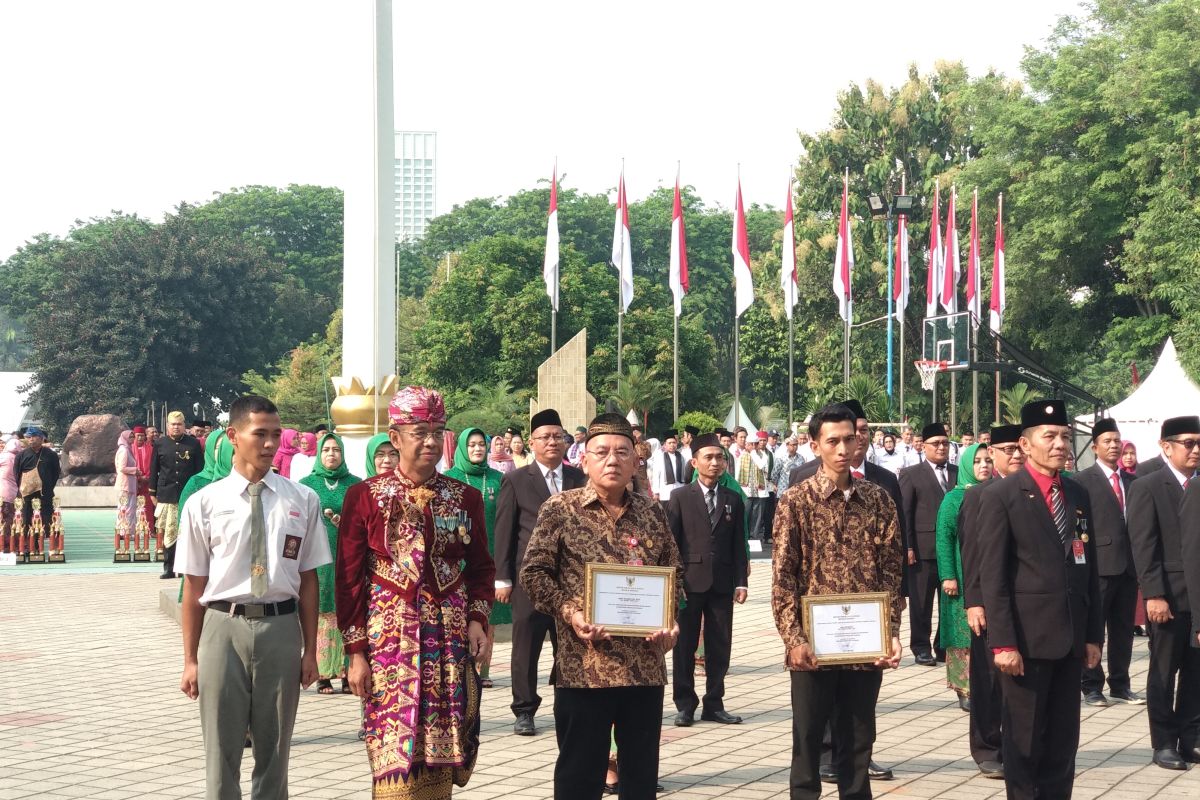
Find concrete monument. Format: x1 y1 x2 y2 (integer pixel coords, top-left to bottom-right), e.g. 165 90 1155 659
529 329 596 432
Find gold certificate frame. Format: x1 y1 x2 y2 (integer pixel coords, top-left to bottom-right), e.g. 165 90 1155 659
584 562 676 637
801 592 891 665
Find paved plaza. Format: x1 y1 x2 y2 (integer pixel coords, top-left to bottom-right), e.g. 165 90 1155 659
3 554 1200 799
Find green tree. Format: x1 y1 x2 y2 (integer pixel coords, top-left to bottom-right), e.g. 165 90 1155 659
243 311 342 431
608 364 671 433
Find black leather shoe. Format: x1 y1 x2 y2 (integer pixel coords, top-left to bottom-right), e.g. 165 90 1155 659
1181 747 1200 764
868 761 894 780
1133 625 1146 636
700 709 743 724
514 714 536 736
673 710 694 727
1152 749 1187 770
914 652 937 667
1109 689 1146 705
958 695 971 713
603 782 618 795
978 760 1004 778
1083 691 1109 707
818 763 837 783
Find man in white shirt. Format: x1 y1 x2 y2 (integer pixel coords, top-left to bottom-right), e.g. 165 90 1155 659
177 395 331 800
650 429 687 506
903 433 926 467
565 426 587 468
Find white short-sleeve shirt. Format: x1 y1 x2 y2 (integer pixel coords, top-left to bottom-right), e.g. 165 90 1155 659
175 467 332 606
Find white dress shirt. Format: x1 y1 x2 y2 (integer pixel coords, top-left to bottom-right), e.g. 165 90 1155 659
175 467 331 606
537 459 564 495
1165 460 1195 489
650 449 686 501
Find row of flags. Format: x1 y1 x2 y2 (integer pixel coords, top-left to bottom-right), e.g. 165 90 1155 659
542 166 1007 335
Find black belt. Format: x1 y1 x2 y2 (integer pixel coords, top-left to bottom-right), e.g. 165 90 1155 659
207 599 297 618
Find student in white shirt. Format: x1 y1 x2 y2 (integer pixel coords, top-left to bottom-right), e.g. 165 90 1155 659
650 429 687 505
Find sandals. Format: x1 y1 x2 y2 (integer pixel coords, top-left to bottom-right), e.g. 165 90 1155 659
316 679 335 695
480 678 494 688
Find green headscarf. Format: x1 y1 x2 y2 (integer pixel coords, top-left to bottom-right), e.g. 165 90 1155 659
450 428 490 477
178 431 233 511
935 443 987 587
364 432 392 477
307 432 353 481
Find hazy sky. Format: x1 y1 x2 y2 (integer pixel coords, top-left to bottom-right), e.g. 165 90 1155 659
0 0 1086 260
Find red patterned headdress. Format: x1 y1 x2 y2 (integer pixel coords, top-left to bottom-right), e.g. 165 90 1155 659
388 386 446 427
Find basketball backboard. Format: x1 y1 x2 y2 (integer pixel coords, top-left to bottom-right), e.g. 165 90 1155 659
922 312 971 370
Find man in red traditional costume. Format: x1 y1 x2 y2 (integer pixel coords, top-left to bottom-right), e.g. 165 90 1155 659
132 425 156 542
337 385 495 800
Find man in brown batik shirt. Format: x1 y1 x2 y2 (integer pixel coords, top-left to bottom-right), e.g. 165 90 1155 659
772 403 904 800
521 412 684 800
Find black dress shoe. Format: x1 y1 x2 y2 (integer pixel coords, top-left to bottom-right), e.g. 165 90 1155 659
978 760 1004 778
1109 689 1146 705
1181 747 1200 764
603 782 618 795
1083 691 1109 707
514 713 536 736
958 695 971 713
700 709 743 724
1133 625 1146 637
818 763 837 783
673 710 694 727
868 761 894 780
914 652 937 667
1152 748 1187 770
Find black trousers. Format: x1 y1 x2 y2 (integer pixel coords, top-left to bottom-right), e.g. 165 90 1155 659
789 669 882 800
553 685 663 800
672 590 734 714
20 491 53 533
1081 572 1138 696
762 495 778 540
908 558 940 655
968 629 1003 765
997 655 1081 800
746 497 766 540
1146 612 1200 751
510 585 558 717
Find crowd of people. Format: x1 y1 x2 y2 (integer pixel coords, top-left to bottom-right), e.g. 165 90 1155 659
159 386 1200 800
0 426 63 558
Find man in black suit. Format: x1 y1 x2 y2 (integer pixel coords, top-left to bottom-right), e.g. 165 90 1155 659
669 433 749 727
788 398 902 783
1127 415 1200 769
899 423 957 666
1137 453 1165 478
958 423 1023 779
978 400 1103 799
494 408 586 735
1075 417 1144 707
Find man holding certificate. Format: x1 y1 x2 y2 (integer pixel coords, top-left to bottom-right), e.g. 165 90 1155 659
520 412 684 800
772 402 905 800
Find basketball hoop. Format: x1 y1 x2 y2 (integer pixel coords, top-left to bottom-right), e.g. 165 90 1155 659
915 359 948 391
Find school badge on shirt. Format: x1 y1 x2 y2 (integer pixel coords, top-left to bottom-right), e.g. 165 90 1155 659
283 535 301 560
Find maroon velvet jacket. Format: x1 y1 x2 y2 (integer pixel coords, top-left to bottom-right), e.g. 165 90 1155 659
335 469 496 655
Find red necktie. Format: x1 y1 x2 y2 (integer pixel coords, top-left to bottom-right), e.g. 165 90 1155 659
852 469 864 480
1111 470 1124 511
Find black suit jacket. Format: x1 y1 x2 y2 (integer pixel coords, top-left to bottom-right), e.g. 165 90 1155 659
1177 481 1200 642
1072 464 1136 578
1127 465 1191 613
1136 454 1165 478
958 476 996 609
899 461 957 560
977 469 1103 660
493 462 586 584
667 481 749 594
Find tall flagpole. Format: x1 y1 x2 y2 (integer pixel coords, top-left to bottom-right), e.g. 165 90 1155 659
673 162 680 422
843 168 852 390
898 175 906 421
785 168 796 429
616 160 625 391
734 164 741 428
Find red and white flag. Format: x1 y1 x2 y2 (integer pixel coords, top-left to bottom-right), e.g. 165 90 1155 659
894 180 909 322
926 183 942 319
941 186 959 314
990 193 1006 333
832 170 853 323
543 163 559 312
669 171 689 317
732 178 754 317
965 188 981 322
611 169 634 313
781 178 798 321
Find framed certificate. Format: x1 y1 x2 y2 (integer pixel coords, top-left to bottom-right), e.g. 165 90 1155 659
801 592 891 665
584 562 676 637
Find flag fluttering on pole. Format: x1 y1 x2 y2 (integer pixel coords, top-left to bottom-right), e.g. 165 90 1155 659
543 164 559 312
990 193 1006 333
732 178 754 317
926 183 942 319
611 169 634 313
669 172 689 317
894 202 909 322
832 170 854 323
941 186 959 314
966 189 981 322
781 179 798 321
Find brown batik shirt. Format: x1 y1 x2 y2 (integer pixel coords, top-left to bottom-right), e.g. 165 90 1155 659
519 484 686 688
771 468 904 670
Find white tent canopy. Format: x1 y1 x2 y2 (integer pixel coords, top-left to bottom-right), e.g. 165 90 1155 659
0 371 35 434
1076 337 1200 458
723 403 759 436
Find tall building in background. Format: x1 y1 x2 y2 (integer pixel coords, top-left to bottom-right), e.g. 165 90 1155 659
394 131 436 241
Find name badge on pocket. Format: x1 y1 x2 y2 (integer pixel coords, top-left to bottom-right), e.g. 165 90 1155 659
283 535 302 560
1072 539 1086 565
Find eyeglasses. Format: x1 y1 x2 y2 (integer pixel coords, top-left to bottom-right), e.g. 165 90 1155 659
399 429 444 443
586 448 632 462
1168 438 1200 450
531 434 565 443
926 441 950 448
990 445 1020 456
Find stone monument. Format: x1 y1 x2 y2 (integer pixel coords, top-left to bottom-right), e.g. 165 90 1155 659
529 328 596 432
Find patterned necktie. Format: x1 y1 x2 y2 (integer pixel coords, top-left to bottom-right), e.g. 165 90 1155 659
549 470 559 495
1050 481 1069 546
247 482 268 598
936 465 947 492
707 488 719 528
1110 470 1124 512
